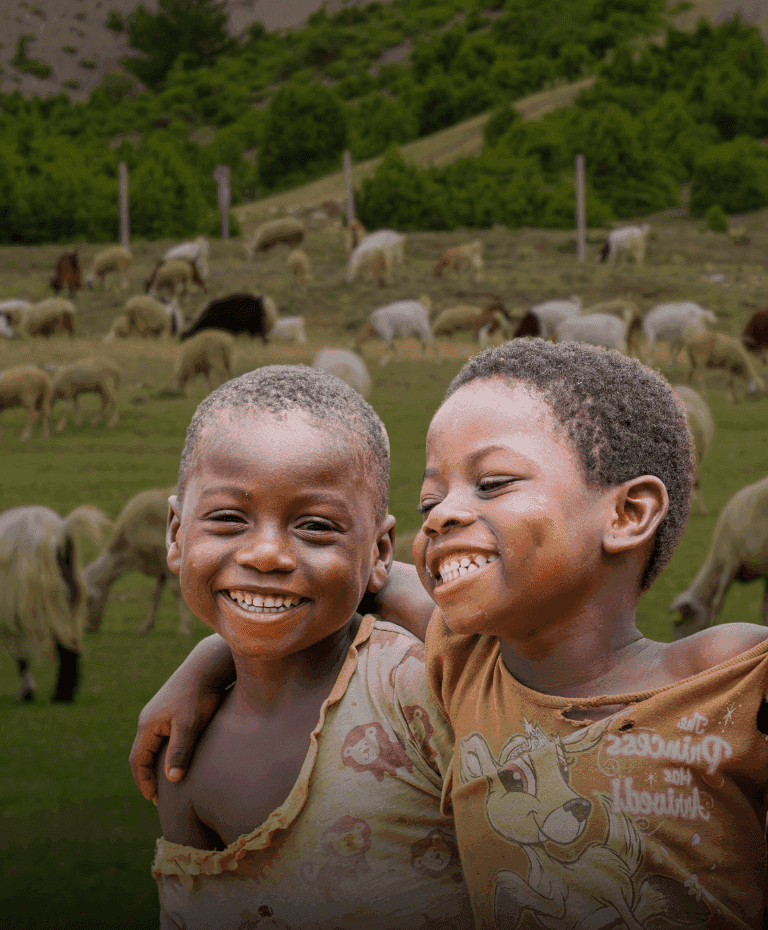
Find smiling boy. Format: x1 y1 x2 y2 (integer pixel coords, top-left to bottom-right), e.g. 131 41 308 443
151 366 472 930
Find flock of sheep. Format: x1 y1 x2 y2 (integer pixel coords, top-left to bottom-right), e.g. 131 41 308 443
1 213 767 703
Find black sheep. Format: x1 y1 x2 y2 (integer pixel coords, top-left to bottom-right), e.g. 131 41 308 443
181 294 271 341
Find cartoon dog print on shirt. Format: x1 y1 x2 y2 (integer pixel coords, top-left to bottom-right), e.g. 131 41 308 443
460 718 710 929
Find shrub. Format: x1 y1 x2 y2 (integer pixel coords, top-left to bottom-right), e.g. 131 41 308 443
704 204 728 233
690 137 768 215
106 10 124 32
11 35 51 79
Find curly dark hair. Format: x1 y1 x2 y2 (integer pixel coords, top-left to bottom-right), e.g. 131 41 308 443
445 339 694 591
179 365 390 521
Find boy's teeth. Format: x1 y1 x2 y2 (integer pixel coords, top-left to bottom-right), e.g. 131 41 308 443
227 591 300 613
437 552 498 583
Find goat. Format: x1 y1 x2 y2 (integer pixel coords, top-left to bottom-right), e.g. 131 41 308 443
354 296 437 366
528 296 582 340
49 358 121 431
19 299 76 338
313 348 372 399
742 308 768 363
599 224 650 265
433 240 483 282
86 246 132 290
50 250 81 297
0 365 52 441
163 236 209 277
642 302 716 363
271 316 307 344
347 230 405 285
683 330 767 402
144 259 207 298
181 293 276 341
170 330 235 394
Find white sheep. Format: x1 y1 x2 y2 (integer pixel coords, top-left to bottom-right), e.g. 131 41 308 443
683 330 767 403
313 348 372 399
163 236 209 277
19 298 77 338
669 475 768 638
145 259 207 299
0 299 32 327
105 295 182 341
103 314 130 342
433 240 483 282
582 298 643 356
556 306 637 354
286 249 311 284
354 295 437 366
49 358 121 431
0 503 110 701
642 302 717 362
529 295 582 340
245 217 305 259
671 384 715 516
169 330 235 394
86 245 132 289
599 224 651 265
85 486 193 636
346 230 405 285
0 365 52 441
0 314 13 339
270 316 307 344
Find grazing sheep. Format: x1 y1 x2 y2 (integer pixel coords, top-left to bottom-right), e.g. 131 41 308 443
669 475 768 639
433 240 483 282
128 295 181 337
0 298 32 327
0 365 52 441
556 306 637 354
49 358 121 431
354 295 437 366
50 250 81 297
286 248 311 283
144 258 207 298
245 217 305 258
19 298 77 338
0 503 110 702
671 384 715 516
642 302 717 363
86 245 132 289
683 330 767 402
742 308 768 363
0 314 14 339
170 330 235 393
103 314 130 342
85 486 193 636
528 295 582 340
346 230 405 285
163 236 209 277
181 293 276 341
313 348 372 398
344 219 368 253
270 315 307 344
599 224 651 265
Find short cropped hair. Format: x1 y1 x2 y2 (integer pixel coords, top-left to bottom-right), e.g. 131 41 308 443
445 340 694 591
179 366 390 521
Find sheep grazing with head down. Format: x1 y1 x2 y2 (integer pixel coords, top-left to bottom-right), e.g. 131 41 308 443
642 301 717 363
85 486 193 636
433 240 483 282
0 299 32 329
19 298 77 339
49 358 122 432
313 348 372 399
0 503 110 702
181 293 276 341
0 365 52 442
354 295 437 366
683 330 767 403
170 330 235 394
245 217 305 259
346 230 405 285
144 259 207 299
86 245 132 290
163 236 209 278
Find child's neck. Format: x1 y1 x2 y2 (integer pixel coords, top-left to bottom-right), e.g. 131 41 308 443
230 616 360 715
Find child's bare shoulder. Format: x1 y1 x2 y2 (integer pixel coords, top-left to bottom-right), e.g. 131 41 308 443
666 623 768 678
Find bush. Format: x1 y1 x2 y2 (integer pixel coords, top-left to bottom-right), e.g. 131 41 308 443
704 204 728 233
106 10 124 32
690 137 768 215
11 34 51 79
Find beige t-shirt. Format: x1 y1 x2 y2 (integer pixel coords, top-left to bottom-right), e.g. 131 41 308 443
426 617 768 930
153 616 473 930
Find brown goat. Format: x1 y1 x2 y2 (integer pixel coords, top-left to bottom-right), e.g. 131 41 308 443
50 250 81 297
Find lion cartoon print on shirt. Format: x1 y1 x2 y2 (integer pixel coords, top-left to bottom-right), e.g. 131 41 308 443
459 718 711 929
300 815 372 898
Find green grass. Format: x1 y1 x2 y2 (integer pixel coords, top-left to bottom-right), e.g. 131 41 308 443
1 219 767 927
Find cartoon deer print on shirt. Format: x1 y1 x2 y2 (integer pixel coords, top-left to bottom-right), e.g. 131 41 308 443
460 719 710 929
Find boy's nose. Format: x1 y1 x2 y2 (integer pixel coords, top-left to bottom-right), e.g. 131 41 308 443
235 530 296 572
421 498 476 537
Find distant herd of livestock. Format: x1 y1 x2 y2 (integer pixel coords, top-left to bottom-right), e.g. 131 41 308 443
1 215 767 703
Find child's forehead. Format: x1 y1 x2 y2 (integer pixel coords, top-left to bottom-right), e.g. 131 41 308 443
434 378 560 436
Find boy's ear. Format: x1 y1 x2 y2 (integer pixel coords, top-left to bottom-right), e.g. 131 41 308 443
165 495 183 577
603 475 668 555
367 514 396 594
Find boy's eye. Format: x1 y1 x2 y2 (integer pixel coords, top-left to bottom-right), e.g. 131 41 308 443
417 499 439 516
297 518 337 534
478 477 515 494
207 511 245 524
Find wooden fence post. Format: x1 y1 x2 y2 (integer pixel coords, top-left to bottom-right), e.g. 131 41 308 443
118 161 129 248
343 150 355 223
214 166 231 240
575 154 586 262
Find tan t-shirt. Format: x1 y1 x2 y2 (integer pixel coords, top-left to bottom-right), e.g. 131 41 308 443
153 616 474 930
426 618 768 930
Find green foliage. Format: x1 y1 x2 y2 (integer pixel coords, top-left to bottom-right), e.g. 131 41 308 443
690 137 768 216
483 103 521 148
106 10 124 32
258 82 348 190
79 60 97 70
125 0 235 90
349 93 418 162
11 34 51 79
704 203 728 233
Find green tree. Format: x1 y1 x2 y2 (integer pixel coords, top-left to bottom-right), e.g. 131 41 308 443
125 0 235 90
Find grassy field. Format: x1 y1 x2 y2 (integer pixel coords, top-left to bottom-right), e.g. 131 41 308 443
2 214 767 928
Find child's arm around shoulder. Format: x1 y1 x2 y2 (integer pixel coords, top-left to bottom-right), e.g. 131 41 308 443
364 560 434 641
673 622 768 677
156 742 219 850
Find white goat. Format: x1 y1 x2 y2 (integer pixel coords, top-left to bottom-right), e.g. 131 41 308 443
642 302 717 362
599 224 651 265
19 298 77 338
170 330 235 393
314 348 372 399
85 486 193 636
270 316 307 344
433 240 483 282
163 236 209 277
0 365 52 441
556 306 637 354
86 246 132 289
354 296 436 366
49 358 121 431
671 385 715 516
0 503 110 702
346 230 405 285
529 295 582 340
683 330 767 403
669 475 768 638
